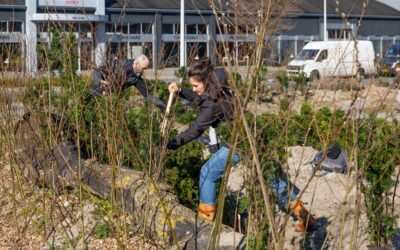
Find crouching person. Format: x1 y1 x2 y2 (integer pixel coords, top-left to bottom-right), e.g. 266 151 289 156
166 58 239 221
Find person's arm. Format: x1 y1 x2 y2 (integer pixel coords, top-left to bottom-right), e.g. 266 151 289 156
179 88 198 102
168 82 198 102
167 101 218 149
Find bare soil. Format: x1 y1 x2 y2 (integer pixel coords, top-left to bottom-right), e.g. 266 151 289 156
0 157 157 250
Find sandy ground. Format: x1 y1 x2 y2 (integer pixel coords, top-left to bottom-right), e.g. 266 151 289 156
225 145 400 250
248 78 400 118
283 146 400 250
0 158 157 250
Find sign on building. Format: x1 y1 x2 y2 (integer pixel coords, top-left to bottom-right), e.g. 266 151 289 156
38 0 97 8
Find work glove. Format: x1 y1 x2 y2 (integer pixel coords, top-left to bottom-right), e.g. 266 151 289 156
167 139 180 150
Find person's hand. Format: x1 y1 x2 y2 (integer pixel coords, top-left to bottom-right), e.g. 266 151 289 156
167 139 179 150
168 82 181 94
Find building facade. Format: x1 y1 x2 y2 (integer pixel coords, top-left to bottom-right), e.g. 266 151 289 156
0 0 399 73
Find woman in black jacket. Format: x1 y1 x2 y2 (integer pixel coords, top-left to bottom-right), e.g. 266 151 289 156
168 59 315 231
167 58 239 221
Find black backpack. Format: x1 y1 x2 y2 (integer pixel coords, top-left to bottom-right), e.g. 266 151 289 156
311 145 348 174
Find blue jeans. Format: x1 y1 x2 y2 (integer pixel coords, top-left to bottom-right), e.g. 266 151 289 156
270 171 299 211
199 146 240 205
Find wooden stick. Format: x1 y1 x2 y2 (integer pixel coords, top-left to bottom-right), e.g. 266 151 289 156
161 91 174 137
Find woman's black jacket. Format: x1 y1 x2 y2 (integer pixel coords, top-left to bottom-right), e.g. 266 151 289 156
168 68 234 149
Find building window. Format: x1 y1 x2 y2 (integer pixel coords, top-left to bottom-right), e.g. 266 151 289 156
216 23 225 34
237 25 247 34
142 23 152 34
129 23 140 34
198 24 207 34
162 24 173 34
9 21 22 32
80 23 90 33
161 42 179 67
323 22 354 40
1 43 23 71
227 25 236 35
216 42 235 66
107 42 128 60
105 23 115 33
328 28 352 39
186 24 196 34
80 41 94 70
187 42 207 65
0 21 7 32
37 23 49 33
248 25 256 34
174 24 180 34
116 23 128 34
238 42 255 65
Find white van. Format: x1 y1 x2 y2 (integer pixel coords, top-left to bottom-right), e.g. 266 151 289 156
287 40 376 81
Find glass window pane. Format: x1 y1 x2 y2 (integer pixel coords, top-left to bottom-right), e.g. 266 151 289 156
238 25 246 34
142 23 152 34
80 23 92 33
0 21 7 32
9 21 22 32
248 25 256 34
186 24 196 34
129 23 140 34
64 23 77 32
216 23 224 34
116 23 128 34
227 25 235 34
174 24 180 34
37 23 48 33
162 24 173 34
187 42 207 65
161 42 179 67
198 24 206 34
105 23 115 33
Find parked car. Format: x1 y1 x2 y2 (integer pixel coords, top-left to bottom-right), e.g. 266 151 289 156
287 40 376 81
378 44 400 76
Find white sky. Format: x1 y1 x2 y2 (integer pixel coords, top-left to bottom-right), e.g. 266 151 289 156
375 0 400 11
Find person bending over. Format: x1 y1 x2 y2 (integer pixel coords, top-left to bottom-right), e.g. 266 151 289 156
91 54 166 111
167 57 239 221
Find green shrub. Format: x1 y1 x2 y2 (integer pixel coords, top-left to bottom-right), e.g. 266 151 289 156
294 71 307 94
275 70 289 93
93 221 114 239
358 117 399 246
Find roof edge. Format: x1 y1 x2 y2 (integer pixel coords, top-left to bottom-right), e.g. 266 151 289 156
0 4 26 10
106 7 214 14
287 12 400 20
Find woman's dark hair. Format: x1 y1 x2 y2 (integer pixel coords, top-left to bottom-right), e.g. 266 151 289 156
188 57 214 90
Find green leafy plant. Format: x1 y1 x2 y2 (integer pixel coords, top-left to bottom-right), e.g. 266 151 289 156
358 117 399 246
294 71 308 94
275 70 289 93
93 221 114 239
174 66 187 80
